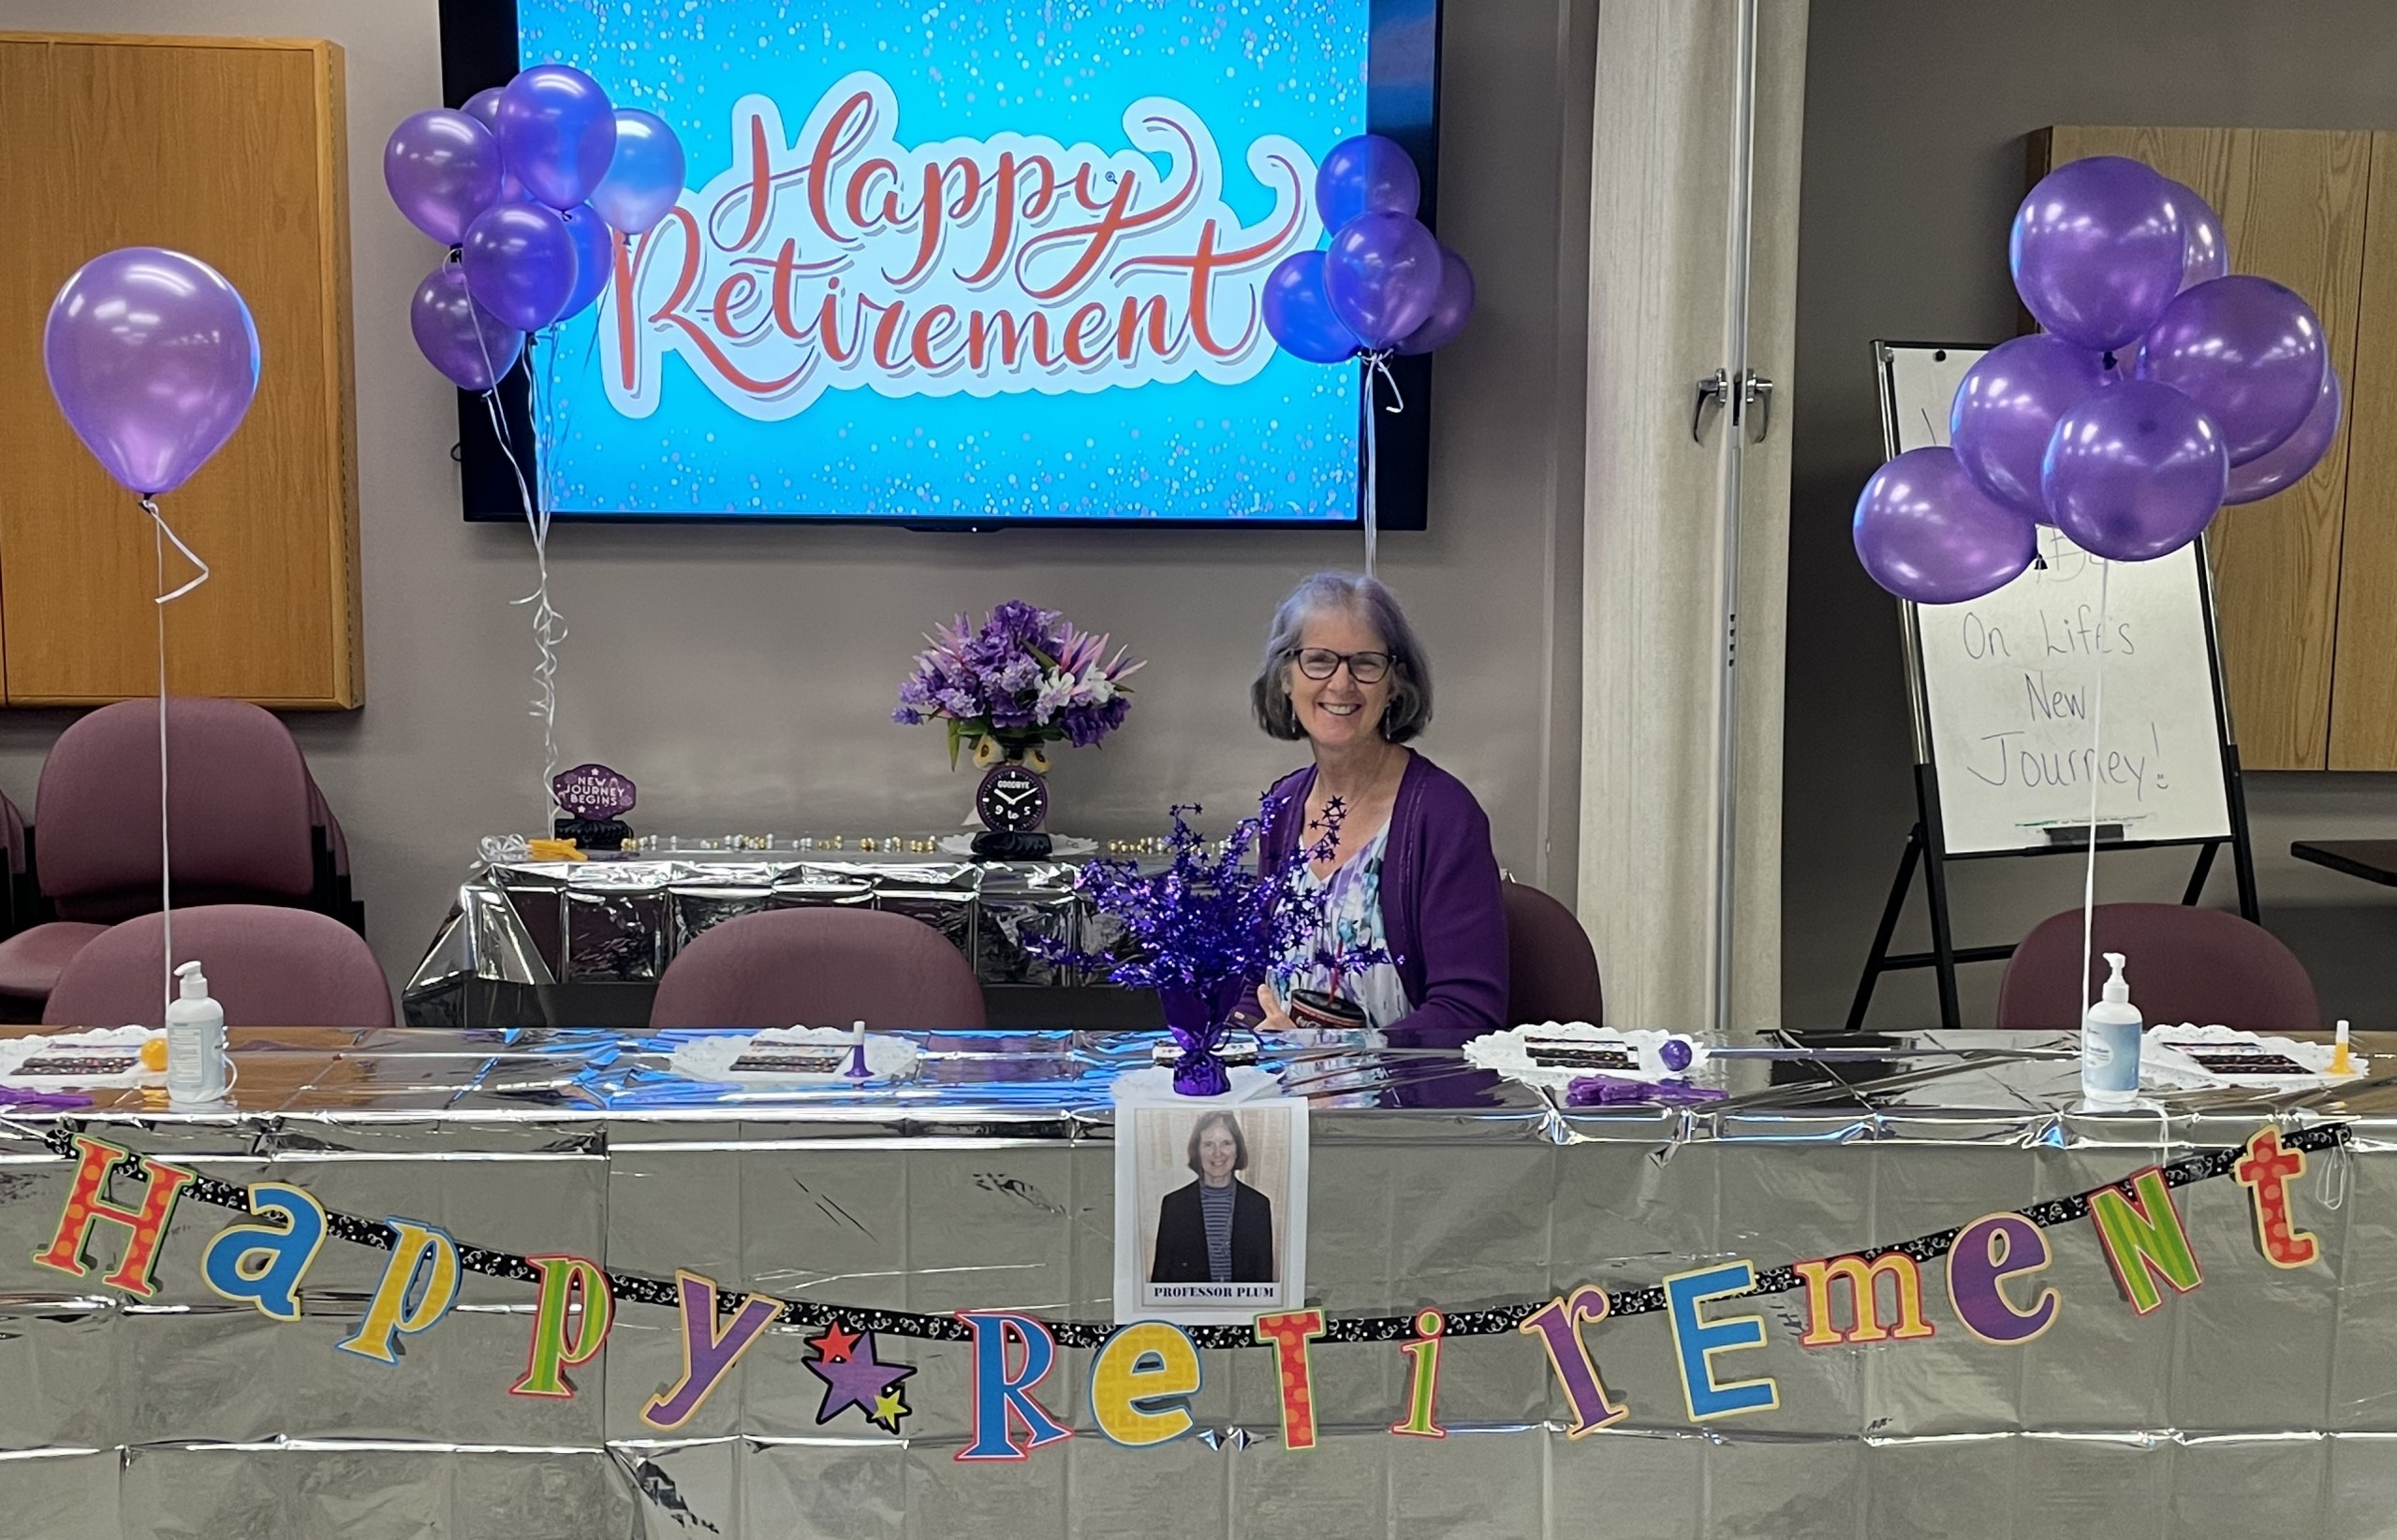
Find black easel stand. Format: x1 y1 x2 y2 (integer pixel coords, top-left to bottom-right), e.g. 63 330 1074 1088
1846 747 2259 1032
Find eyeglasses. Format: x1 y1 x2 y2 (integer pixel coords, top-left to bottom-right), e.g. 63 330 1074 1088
1291 647 1394 684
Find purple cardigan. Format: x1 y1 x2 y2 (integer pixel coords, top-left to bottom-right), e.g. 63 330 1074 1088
1258 754 1509 1050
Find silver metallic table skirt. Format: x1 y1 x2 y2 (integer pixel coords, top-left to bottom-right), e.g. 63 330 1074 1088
403 853 1130 1028
0 1026 2390 1538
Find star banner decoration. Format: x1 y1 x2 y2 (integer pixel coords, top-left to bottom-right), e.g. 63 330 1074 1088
805 1318 916 1433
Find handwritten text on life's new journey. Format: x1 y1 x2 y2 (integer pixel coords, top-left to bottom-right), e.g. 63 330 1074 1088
1949 599 2172 800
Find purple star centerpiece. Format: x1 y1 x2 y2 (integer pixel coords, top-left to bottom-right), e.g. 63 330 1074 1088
551 762 637 821
804 1321 915 1434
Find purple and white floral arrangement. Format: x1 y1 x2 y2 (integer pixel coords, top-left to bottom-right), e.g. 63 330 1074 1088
893 600 1144 766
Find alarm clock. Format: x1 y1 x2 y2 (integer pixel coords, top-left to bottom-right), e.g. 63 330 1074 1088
975 763 1050 834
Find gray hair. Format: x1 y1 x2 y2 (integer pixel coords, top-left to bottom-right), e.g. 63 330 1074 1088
1249 572 1434 743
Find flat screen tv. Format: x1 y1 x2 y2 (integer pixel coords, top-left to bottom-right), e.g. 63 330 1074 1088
438 0 1442 527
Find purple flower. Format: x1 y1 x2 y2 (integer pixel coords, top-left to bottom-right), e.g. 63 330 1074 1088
891 600 1144 754
1026 798 1391 1003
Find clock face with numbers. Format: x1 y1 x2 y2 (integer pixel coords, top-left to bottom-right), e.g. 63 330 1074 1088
975 764 1050 833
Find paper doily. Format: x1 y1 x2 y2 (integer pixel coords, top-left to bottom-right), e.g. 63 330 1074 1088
668 1027 922 1085
2140 1023 2367 1092
0 1027 165 1091
1462 1021 1711 1090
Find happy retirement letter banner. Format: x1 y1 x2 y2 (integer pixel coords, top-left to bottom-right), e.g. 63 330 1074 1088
28 1121 2346 1455
522 0 1364 519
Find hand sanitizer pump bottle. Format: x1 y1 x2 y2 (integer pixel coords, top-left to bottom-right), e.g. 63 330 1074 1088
165 960 227 1106
2081 951 2142 1108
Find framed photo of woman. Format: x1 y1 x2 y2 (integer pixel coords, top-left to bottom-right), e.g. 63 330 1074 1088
1113 1095 1310 1325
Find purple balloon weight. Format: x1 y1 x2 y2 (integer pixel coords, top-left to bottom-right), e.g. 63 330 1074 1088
410 262 523 391
384 108 504 245
1315 134 1420 229
497 64 617 210
590 109 686 236
2041 380 2228 561
553 205 615 321
1853 447 2039 604
2134 274 2325 465
1948 334 2113 519
462 200 580 331
43 247 260 497
462 87 506 134
1395 247 1475 355
2170 181 2228 290
2011 155 2185 351
2226 368 2341 506
1262 250 1361 363
1323 213 1443 350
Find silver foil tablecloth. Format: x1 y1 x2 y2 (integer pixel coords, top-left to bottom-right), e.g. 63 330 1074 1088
404 851 1116 1028
2 1027 2394 1538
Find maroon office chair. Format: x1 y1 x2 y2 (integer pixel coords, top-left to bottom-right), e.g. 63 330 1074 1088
44 904 393 1028
1503 879 1603 1027
1996 902 2318 1033
649 906 989 1030
0 699 361 1009
0 787 28 926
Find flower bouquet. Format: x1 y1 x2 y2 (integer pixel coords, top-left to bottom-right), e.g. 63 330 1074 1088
894 601 1144 858
1035 799 1390 1095
893 600 1142 769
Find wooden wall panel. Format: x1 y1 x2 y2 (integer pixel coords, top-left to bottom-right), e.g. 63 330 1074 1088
2331 133 2397 768
0 33 360 708
2035 126 2367 770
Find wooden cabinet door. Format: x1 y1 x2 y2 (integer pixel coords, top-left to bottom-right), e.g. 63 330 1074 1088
0 34 361 708
2032 126 2369 770
2331 133 2397 769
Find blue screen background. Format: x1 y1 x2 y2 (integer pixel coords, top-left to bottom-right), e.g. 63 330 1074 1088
516 0 1371 521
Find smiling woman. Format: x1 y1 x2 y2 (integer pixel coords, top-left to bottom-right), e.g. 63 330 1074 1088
1246 573 1508 1049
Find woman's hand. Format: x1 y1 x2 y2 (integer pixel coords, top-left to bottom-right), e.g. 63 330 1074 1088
1257 982 1297 1034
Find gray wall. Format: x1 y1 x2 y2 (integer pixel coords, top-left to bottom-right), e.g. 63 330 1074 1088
1787 0 2397 1031
0 0 1596 990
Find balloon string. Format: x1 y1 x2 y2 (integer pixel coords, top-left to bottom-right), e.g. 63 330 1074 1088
1360 351 1404 579
140 494 209 1019
2080 559 2111 1026
522 345 564 808
143 496 212 604
465 306 567 829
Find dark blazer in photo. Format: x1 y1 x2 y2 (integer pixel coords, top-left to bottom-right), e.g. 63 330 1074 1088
1150 1178 1275 1283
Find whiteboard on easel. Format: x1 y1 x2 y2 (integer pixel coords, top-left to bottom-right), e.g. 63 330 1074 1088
1875 342 2235 856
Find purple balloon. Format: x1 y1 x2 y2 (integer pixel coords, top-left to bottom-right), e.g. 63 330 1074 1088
2226 368 2342 506
590 109 686 235
43 247 260 497
384 108 503 245
462 200 580 331
2041 379 2227 561
1262 250 1361 363
1315 134 1420 229
1323 213 1443 350
554 205 615 321
410 261 523 391
1853 447 2039 604
497 65 617 211
1948 334 2113 520
2170 181 2228 290
2011 155 2185 351
2134 275 2325 465
1395 247 1475 355
462 87 505 134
